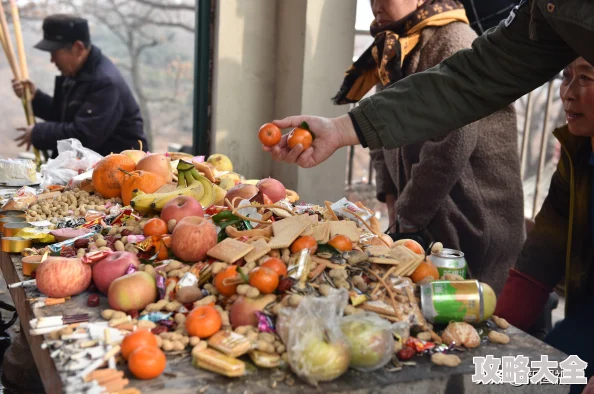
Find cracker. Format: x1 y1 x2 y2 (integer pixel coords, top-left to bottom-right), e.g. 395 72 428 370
388 245 423 265
268 215 310 249
329 220 359 243
207 238 254 263
366 245 392 257
244 238 271 264
368 257 401 265
310 222 330 244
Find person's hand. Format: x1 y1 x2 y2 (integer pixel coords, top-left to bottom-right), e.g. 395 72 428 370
583 376 594 394
11 79 37 99
14 125 34 151
262 114 359 168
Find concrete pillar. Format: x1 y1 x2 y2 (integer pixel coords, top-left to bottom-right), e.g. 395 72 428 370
212 0 357 204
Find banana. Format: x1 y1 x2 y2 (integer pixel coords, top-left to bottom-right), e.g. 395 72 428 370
177 160 195 172
187 170 215 208
150 182 205 210
130 192 157 214
177 170 190 188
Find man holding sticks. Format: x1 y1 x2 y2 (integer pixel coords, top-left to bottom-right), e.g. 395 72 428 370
11 14 148 158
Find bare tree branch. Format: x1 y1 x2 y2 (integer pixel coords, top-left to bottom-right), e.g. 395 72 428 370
132 0 194 12
130 17 194 33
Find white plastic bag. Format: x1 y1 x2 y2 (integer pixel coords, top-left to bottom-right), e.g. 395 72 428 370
40 139 103 188
286 288 351 386
340 312 394 372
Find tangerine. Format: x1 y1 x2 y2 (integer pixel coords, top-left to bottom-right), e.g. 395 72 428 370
290 235 318 254
410 260 440 284
287 127 313 150
249 267 279 294
144 218 168 237
186 305 222 338
259 123 282 147
128 346 166 379
328 234 353 252
121 329 158 360
261 257 287 277
402 239 424 255
214 265 241 297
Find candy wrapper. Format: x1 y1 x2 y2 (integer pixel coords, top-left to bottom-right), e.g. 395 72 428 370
109 208 138 226
82 250 112 264
126 264 138 274
287 249 312 288
56 217 86 229
48 232 96 253
139 311 172 323
330 198 373 225
255 312 275 333
14 227 55 244
177 272 199 290
340 312 394 372
284 288 351 386
156 275 166 300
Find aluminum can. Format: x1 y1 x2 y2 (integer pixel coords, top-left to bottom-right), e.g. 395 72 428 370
420 280 485 324
428 248 467 279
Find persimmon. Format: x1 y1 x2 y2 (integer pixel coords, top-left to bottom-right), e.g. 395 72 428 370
249 267 279 294
186 305 222 338
259 123 282 147
290 235 318 254
214 265 241 297
287 127 313 150
121 329 158 360
92 154 136 198
328 235 353 252
410 260 440 284
128 346 167 379
144 218 168 237
261 257 287 277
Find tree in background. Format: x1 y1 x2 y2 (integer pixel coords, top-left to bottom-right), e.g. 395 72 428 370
11 0 195 151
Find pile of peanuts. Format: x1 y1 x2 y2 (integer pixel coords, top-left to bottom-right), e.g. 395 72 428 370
26 190 118 223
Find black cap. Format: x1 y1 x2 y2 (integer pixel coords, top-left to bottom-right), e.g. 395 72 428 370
34 14 90 52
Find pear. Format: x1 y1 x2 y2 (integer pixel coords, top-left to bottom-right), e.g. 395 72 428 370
207 153 233 172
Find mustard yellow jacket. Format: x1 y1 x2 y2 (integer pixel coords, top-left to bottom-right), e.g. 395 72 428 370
515 125 592 314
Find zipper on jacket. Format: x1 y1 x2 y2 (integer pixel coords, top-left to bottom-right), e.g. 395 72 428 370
61 80 76 121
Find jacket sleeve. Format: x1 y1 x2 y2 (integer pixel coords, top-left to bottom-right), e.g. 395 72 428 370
370 149 397 202
31 90 58 121
31 80 123 153
514 158 569 288
396 126 478 228
350 1 578 150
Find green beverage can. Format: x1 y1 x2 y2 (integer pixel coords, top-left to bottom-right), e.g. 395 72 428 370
420 280 485 324
428 248 467 279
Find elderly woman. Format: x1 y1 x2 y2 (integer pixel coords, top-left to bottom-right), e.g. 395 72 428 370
333 0 524 295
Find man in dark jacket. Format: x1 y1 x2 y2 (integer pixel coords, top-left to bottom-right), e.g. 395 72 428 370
12 14 147 157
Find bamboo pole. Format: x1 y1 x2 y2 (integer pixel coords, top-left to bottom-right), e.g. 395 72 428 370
4 0 42 166
0 2 20 79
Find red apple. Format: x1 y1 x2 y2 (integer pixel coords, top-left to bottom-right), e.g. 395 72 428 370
160 196 204 224
36 257 92 298
92 251 140 294
224 184 259 208
256 178 286 203
170 216 217 263
108 271 157 312
229 294 277 329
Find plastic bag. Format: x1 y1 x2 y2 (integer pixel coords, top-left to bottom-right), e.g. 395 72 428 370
40 139 103 189
340 312 394 372
285 288 351 386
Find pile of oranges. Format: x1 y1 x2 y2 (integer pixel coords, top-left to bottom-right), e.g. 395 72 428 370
121 330 167 380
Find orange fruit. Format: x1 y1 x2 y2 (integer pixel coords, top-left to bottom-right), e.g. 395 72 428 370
261 257 287 277
214 265 241 297
259 123 282 147
402 239 424 255
410 260 440 284
92 154 136 198
186 305 222 338
290 235 318 254
128 346 166 379
328 235 353 252
287 127 313 150
249 267 279 294
120 170 166 206
121 329 158 360
154 237 170 260
144 218 168 237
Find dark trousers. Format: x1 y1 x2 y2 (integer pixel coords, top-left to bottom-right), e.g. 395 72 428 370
544 293 594 394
